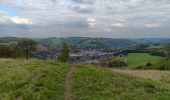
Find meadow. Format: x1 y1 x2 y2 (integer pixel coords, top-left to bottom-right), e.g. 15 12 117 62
0 59 170 100
127 53 163 67
0 59 69 100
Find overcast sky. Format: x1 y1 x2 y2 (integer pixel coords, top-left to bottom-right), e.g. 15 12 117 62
0 0 170 38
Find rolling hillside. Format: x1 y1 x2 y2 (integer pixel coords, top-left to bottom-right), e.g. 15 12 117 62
127 53 163 67
0 59 170 100
1 37 170 49
36 37 170 49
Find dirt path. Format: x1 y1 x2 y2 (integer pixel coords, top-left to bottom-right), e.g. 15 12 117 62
64 66 75 100
112 69 170 81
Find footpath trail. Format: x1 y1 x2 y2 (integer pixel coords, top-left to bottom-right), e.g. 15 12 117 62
64 66 75 100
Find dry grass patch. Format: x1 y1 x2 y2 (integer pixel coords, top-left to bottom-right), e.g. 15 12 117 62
112 69 170 83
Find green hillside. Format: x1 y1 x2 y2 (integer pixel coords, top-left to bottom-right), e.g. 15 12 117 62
137 59 170 70
127 53 163 67
0 59 69 100
154 59 170 70
0 59 170 100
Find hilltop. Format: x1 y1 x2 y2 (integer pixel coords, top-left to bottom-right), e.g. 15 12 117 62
0 59 170 100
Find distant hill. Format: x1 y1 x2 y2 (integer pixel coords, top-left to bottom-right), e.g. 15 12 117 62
0 37 170 49
131 38 170 44
0 37 20 43
34 37 170 49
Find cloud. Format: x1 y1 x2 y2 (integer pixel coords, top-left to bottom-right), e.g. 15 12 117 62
110 23 126 28
87 17 96 27
72 0 95 4
144 23 160 28
0 0 170 38
0 11 33 25
11 16 33 25
70 4 93 13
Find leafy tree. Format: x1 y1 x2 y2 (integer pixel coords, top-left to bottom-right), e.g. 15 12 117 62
0 45 15 58
17 39 37 59
58 42 70 62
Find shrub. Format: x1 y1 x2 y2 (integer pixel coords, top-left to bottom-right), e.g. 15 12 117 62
146 63 152 66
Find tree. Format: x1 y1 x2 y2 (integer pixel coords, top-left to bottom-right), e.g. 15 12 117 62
58 42 70 62
17 39 37 59
0 45 15 58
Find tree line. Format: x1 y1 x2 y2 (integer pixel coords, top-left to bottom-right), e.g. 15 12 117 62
0 39 70 62
0 39 37 59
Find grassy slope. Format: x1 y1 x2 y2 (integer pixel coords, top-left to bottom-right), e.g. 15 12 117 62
135 59 170 70
0 59 69 100
0 59 170 100
127 53 162 67
73 65 170 100
154 59 170 70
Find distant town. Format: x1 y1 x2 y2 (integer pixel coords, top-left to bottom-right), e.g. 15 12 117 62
36 44 127 65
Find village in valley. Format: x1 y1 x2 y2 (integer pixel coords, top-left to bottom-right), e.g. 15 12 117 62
36 43 127 67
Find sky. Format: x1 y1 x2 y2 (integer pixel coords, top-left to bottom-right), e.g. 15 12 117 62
0 0 170 38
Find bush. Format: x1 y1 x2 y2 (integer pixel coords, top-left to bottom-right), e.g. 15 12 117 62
146 63 152 66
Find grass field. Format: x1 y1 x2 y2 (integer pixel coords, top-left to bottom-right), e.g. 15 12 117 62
73 65 170 100
0 59 170 100
127 53 162 67
0 59 69 100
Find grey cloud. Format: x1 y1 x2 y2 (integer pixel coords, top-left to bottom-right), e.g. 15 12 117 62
49 19 90 28
72 0 95 4
70 5 93 13
50 0 58 3
0 0 170 38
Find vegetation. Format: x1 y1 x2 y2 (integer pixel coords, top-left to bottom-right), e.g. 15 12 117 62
148 45 170 57
58 42 70 62
73 65 170 100
0 37 170 99
127 53 163 67
0 37 170 51
128 44 170 57
136 59 170 70
0 45 15 58
17 39 37 59
0 59 69 100
0 59 170 100
101 56 127 67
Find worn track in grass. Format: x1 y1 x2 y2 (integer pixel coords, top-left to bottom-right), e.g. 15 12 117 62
64 66 75 100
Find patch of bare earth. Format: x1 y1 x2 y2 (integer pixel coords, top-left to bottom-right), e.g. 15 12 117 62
112 69 170 81
64 66 75 100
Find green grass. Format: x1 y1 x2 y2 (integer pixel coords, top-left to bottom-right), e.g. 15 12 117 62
154 59 170 70
0 59 69 100
127 53 162 67
73 65 170 100
138 59 170 70
0 59 170 100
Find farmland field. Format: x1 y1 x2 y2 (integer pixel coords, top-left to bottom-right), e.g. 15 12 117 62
127 53 163 67
0 59 170 100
